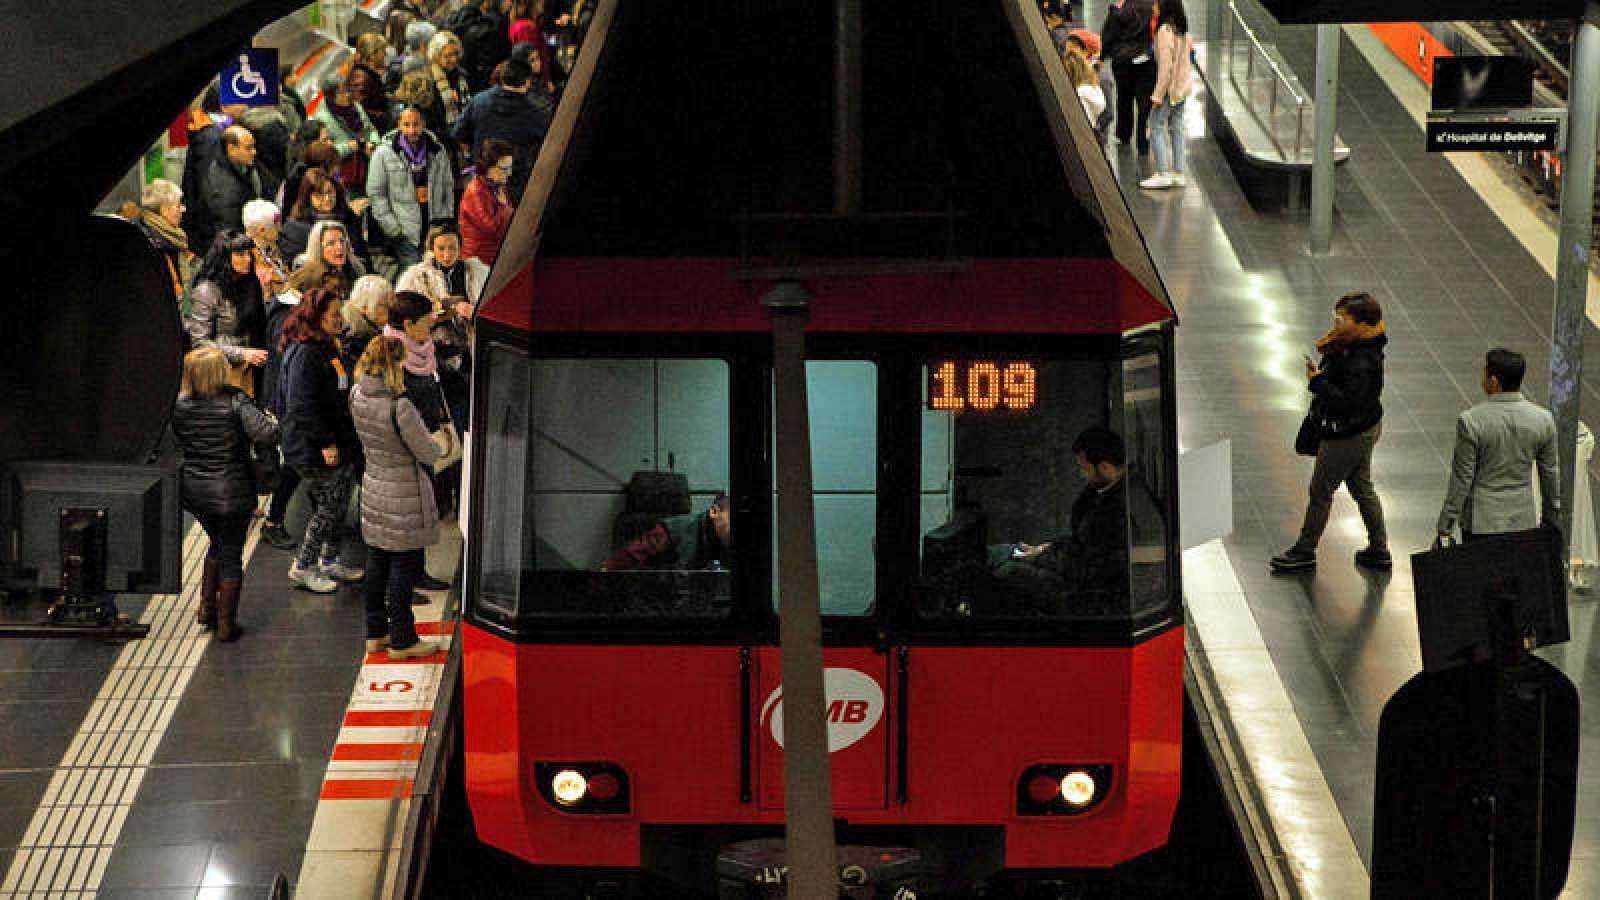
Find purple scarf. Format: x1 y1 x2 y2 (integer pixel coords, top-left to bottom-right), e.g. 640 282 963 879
384 324 437 376
398 134 430 184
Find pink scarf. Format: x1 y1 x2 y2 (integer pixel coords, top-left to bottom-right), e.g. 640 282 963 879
384 324 437 376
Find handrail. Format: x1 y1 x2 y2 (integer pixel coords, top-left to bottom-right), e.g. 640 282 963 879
1506 19 1570 96
1222 0 1310 161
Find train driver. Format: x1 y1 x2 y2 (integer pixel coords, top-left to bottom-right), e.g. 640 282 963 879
603 492 733 572
993 427 1135 603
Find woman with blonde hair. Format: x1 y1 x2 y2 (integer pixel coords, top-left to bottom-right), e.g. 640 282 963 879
172 347 280 641
350 336 442 660
288 219 367 296
1062 48 1106 133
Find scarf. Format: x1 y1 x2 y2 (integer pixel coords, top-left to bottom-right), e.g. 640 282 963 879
432 64 465 123
326 99 364 140
1315 320 1386 354
140 209 188 252
398 133 430 185
384 323 438 376
433 259 467 300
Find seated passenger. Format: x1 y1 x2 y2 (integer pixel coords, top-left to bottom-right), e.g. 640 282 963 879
994 427 1132 605
604 493 733 571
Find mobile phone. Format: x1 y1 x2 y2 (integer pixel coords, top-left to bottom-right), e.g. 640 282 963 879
1011 545 1027 558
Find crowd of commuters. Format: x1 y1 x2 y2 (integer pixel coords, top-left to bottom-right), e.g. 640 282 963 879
160 0 579 658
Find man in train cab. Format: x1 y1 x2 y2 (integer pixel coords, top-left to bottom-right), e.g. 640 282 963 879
994 427 1145 606
202 126 281 243
603 493 733 572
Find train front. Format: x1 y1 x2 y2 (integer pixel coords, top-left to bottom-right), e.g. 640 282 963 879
461 0 1182 889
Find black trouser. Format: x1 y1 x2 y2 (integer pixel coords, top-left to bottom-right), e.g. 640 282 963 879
196 509 252 580
1111 58 1156 150
364 547 423 648
266 463 301 524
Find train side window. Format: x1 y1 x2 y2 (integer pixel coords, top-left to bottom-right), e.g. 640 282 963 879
1119 352 1171 619
916 358 1134 622
476 345 530 619
772 360 878 617
522 358 734 619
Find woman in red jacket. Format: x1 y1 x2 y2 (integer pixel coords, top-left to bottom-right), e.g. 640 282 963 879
457 139 515 266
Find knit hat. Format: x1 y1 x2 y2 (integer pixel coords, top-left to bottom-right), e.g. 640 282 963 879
1069 29 1102 59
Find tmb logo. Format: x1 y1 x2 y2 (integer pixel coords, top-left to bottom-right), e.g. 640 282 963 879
761 668 885 753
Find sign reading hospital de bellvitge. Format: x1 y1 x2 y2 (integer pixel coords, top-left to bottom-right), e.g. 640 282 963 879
1254 0 1582 24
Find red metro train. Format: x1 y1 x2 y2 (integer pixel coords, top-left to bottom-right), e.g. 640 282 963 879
461 0 1183 892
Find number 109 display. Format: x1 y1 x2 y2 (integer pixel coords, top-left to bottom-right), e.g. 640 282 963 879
927 360 1038 412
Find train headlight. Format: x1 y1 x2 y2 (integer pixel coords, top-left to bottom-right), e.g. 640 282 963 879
1060 771 1097 807
535 762 632 814
1016 764 1113 816
551 769 587 806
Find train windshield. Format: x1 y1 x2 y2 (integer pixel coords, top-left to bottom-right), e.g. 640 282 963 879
472 340 1176 636
916 354 1171 625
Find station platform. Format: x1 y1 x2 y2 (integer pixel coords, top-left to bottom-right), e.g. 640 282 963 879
1110 12 1600 899
0 511 460 898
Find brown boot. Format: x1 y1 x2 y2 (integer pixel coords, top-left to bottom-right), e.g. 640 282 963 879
216 578 245 642
197 559 220 628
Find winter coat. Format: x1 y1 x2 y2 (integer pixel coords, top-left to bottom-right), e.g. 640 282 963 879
366 129 456 244
1309 329 1386 440
1100 0 1155 65
180 115 223 248
287 256 368 296
200 158 280 240
396 258 487 371
172 387 280 518
350 375 442 551
280 338 361 470
313 100 380 162
241 106 292 182
451 86 551 201
1151 24 1194 105
185 277 266 366
347 62 393 134
457 175 513 265
443 4 510 93
261 294 299 416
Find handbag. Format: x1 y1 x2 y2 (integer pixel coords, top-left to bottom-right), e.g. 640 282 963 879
1294 404 1323 457
391 395 462 475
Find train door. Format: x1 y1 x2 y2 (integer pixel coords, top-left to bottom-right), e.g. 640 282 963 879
756 358 890 811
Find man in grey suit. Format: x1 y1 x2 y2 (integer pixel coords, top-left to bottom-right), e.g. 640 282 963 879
1437 348 1560 542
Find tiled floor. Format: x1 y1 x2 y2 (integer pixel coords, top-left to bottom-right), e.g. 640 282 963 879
1106 9 1600 884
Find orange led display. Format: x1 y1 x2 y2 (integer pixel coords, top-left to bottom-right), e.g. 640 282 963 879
928 361 1038 412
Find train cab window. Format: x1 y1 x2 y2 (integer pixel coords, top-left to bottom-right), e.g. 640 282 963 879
476 345 531 619
1120 352 1172 618
522 358 735 618
772 361 878 617
917 358 1139 622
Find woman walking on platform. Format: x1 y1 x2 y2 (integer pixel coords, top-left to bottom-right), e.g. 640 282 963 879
279 288 366 593
1273 292 1391 573
172 348 280 641
350 336 442 660
1141 0 1194 190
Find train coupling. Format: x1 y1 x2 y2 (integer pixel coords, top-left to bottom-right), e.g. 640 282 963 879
716 838 924 898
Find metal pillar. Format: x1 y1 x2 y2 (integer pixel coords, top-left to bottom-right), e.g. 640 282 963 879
766 284 838 899
1550 3 1600 554
1308 23 1339 254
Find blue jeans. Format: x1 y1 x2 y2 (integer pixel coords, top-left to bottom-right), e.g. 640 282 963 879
364 547 423 648
1150 100 1187 174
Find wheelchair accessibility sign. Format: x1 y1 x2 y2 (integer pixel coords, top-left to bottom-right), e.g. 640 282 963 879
219 48 279 106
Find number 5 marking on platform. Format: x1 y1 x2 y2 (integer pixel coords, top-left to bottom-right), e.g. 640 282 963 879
369 680 414 693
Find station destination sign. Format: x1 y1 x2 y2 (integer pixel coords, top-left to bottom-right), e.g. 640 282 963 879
1426 119 1561 153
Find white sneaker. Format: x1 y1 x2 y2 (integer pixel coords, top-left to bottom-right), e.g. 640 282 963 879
1170 172 1187 187
288 563 338 594
319 560 365 582
1139 173 1173 190
387 638 440 660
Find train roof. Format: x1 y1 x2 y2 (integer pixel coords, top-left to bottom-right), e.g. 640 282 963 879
479 0 1174 337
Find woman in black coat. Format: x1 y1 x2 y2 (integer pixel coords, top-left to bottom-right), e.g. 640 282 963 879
172 347 280 641
279 287 365 594
1100 0 1157 153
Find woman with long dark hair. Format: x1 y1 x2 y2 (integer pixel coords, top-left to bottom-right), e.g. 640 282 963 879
1141 0 1193 190
185 230 268 392
279 287 365 593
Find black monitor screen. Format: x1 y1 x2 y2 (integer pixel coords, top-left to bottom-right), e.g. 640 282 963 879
1431 56 1533 111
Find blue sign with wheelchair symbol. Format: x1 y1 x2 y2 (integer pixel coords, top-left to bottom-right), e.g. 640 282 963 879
219 48 279 106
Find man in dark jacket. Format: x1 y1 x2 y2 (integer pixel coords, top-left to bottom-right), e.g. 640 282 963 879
604 494 733 571
201 126 281 248
451 58 551 204
443 0 510 93
1100 0 1157 153
994 427 1144 613
1273 292 1389 573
